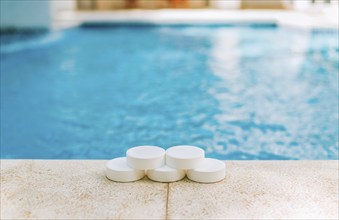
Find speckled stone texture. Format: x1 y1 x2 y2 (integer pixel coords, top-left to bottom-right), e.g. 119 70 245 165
1 160 338 219
168 161 339 220
0 160 167 219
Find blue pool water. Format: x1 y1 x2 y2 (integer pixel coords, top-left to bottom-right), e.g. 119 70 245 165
1 25 338 159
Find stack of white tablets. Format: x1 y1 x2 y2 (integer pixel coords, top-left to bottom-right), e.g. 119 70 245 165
106 145 225 183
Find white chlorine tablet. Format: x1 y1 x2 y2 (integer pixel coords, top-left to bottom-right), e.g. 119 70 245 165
147 165 185 183
106 157 145 182
126 146 165 170
187 158 226 183
166 145 205 169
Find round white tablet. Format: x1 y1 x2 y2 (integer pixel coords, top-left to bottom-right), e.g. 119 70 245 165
187 158 226 183
166 145 205 169
126 146 165 170
147 165 185 183
106 157 145 182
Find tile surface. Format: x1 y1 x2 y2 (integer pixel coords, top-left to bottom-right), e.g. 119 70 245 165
1 160 338 219
168 161 339 220
0 160 167 219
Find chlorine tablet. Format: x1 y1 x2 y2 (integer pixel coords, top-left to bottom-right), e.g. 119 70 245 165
187 158 226 183
126 146 165 170
106 157 145 182
166 145 205 169
147 165 185 183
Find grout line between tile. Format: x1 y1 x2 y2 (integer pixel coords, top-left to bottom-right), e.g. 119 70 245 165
165 182 169 220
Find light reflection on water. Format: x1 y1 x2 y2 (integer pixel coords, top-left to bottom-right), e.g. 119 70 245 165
0 26 338 159
207 27 338 159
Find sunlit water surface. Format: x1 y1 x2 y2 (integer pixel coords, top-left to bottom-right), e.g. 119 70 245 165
1 25 338 159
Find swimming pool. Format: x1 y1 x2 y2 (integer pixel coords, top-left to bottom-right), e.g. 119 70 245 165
1 25 338 159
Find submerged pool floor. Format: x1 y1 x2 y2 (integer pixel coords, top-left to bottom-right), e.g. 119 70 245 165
0 26 338 159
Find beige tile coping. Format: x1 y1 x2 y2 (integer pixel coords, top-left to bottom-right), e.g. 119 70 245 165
1 160 338 219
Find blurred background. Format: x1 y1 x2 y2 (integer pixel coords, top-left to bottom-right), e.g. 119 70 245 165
0 0 338 160
1 0 338 30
